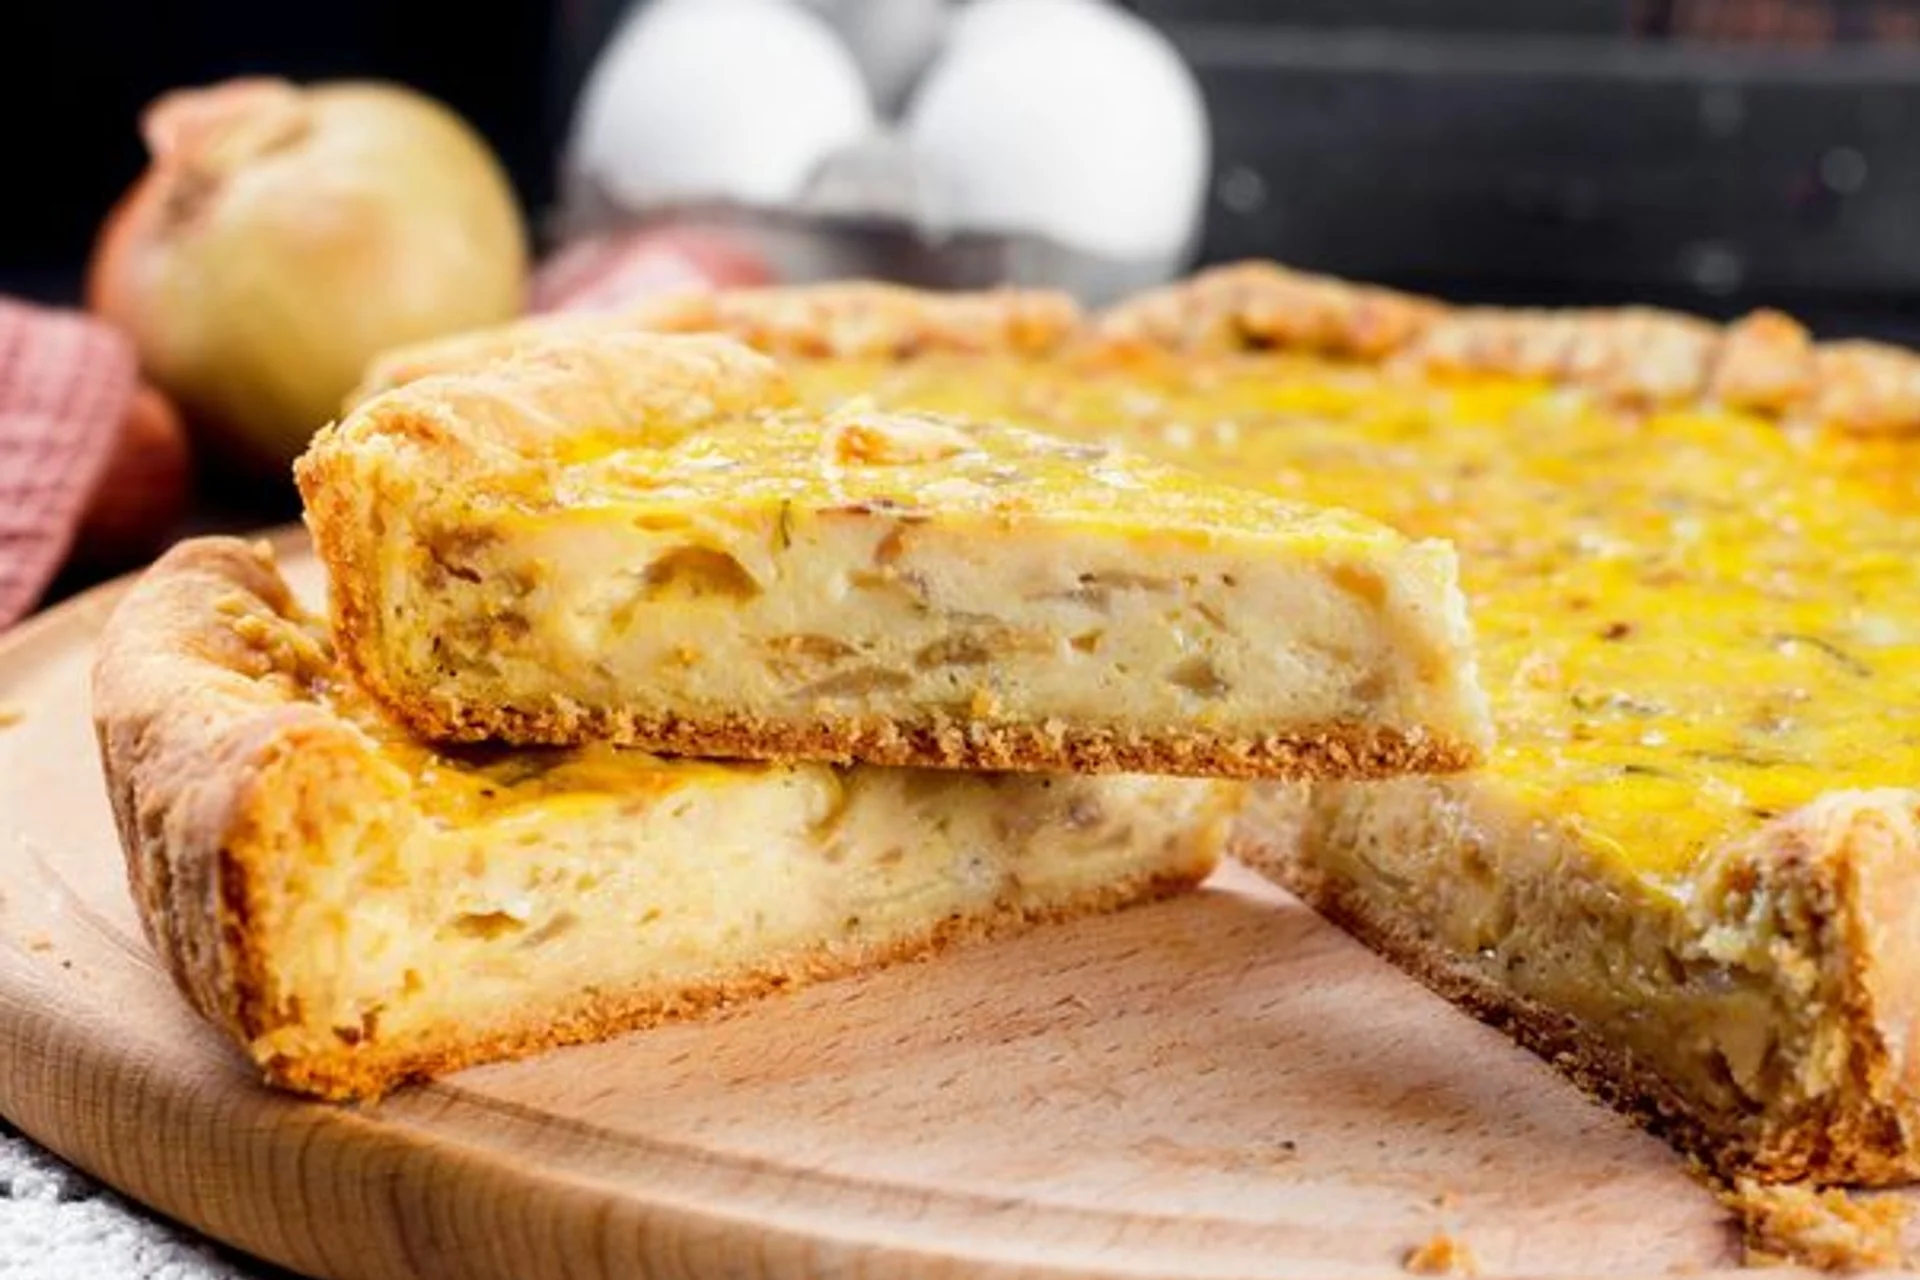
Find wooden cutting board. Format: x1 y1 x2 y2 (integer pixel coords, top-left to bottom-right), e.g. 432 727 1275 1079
0 536 1816 1278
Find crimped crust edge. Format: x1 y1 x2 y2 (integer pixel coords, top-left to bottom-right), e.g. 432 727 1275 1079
1096 259 1920 434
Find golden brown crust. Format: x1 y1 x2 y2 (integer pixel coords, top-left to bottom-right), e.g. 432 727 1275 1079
350 282 1082 406
1809 340 1920 436
664 281 1084 357
91 538 354 1062
1404 306 1720 406
1097 261 1441 360
323 330 792 469
384 694 1480 783
266 865 1204 1100
1233 786 1920 1186
347 311 633 408
355 263 1920 432
1095 259 1920 433
1720 1179 1910 1269
1727 792 1920 1185
1709 308 1816 414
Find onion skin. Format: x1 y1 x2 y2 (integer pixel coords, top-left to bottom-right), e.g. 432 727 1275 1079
73 383 193 572
88 79 528 473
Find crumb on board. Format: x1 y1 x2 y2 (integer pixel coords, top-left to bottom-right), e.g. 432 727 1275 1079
0 701 22 729
1403 1232 1477 1276
1721 1179 1909 1271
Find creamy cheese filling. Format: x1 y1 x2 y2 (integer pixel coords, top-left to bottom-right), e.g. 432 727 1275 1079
388 506 1476 740
1235 780 1835 1131
247 726 1226 1064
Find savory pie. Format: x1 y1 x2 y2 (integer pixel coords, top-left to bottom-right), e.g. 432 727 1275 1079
298 325 1490 779
92 537 1229 1100
362 266 1920 1184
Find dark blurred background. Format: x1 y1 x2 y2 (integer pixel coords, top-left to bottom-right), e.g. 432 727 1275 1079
9 0 1920 335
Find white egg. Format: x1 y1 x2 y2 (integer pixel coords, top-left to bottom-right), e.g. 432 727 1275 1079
943 0 1101 53
905 0 1210 262
567 0 877 210
799 0 954 113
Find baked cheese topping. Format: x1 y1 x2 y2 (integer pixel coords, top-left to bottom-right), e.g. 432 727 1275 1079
535 409 1467 741
326 668 784 824
553 402 1404 551
790 353 1920 885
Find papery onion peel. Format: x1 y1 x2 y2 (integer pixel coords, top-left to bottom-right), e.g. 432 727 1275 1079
88 77 528 471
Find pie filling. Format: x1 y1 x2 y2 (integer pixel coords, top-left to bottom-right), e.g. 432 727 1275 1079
1234 781 1852 1144
371 400 1487 756
243 657 1227 1080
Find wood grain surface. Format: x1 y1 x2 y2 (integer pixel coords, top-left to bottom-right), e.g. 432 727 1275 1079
0 537 1837 1278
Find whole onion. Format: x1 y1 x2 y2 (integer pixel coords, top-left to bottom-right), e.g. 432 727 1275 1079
89 78 528 471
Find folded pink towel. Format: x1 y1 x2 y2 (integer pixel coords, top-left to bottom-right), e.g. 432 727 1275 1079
0 301 136 629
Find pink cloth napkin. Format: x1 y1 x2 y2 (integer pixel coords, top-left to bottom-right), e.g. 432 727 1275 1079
0 301 137 629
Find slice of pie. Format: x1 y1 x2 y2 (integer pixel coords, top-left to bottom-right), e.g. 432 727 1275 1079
362 270 1920 1186
297 326 1490 779
92 537 1229 1100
